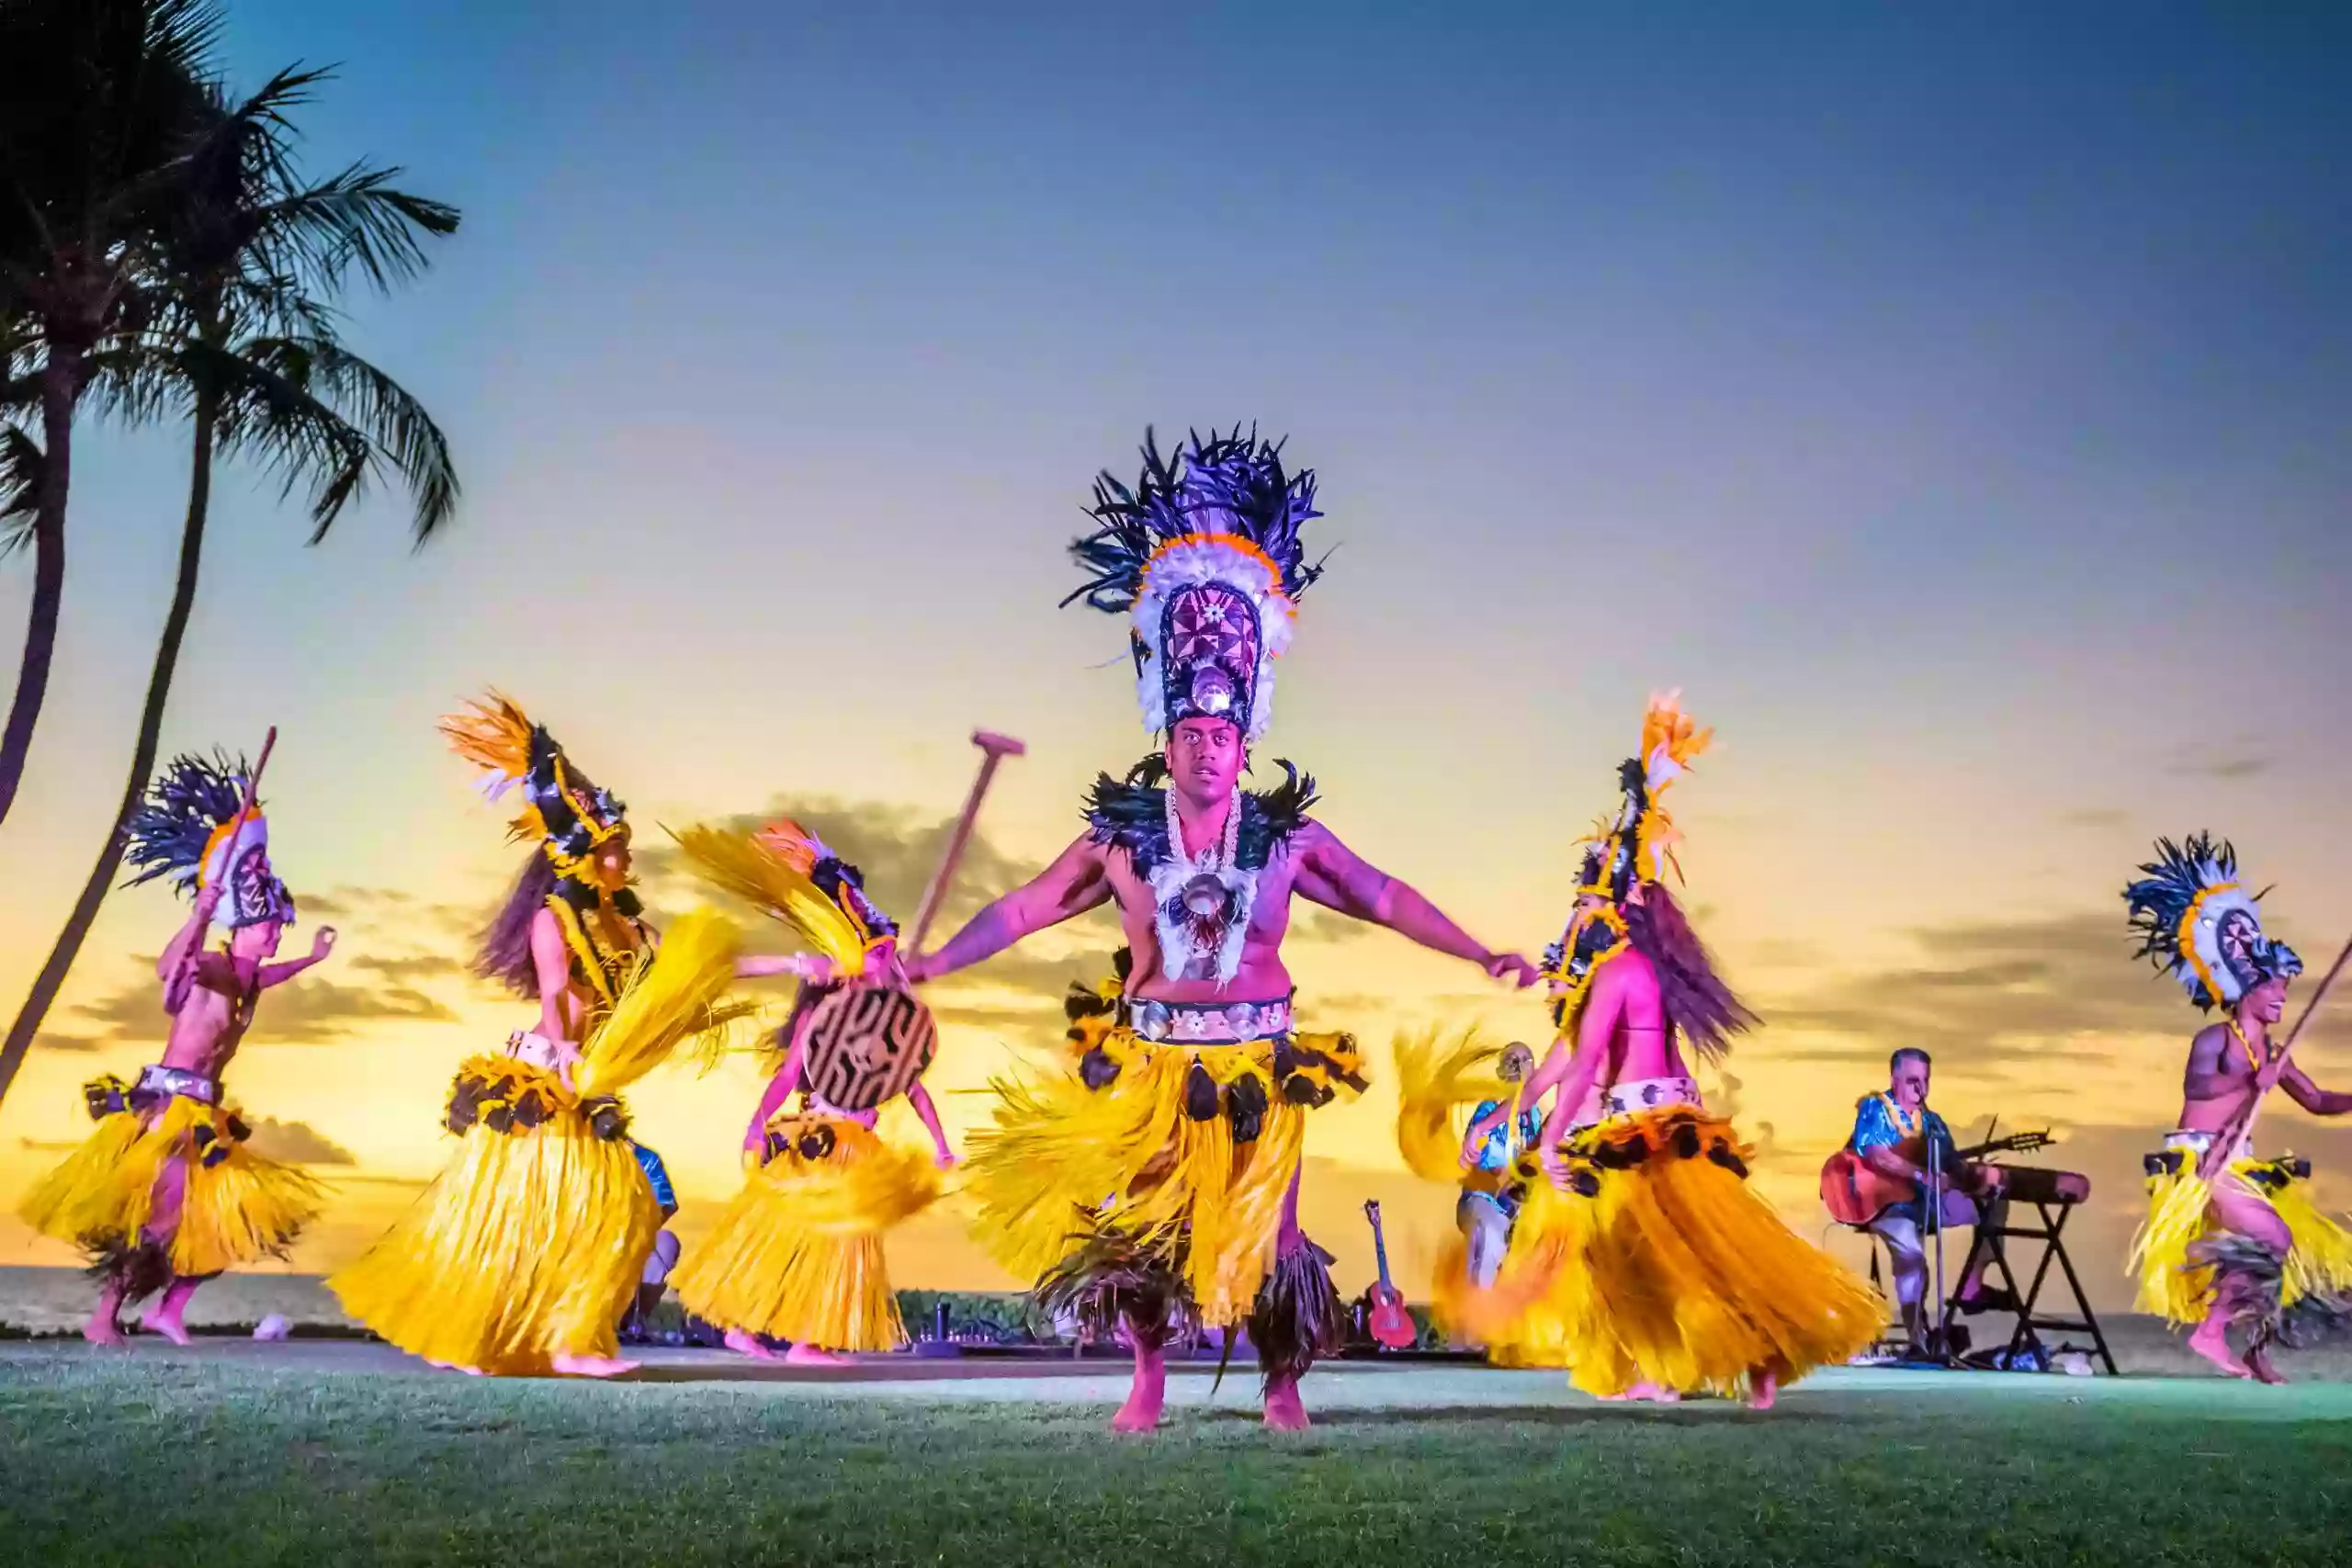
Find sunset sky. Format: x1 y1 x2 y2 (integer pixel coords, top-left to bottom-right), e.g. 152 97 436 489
4 3 2348 1311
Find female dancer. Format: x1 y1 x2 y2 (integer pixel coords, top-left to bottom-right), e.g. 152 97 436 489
668 818 954 1362
329 694 742 1376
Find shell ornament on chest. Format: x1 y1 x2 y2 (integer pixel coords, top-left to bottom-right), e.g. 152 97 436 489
1151 784 1258 985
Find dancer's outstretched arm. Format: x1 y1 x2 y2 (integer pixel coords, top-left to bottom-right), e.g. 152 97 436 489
2282 1060 2352 1117
905 835 1111 984
259 928 338 988
1293 824 1537 986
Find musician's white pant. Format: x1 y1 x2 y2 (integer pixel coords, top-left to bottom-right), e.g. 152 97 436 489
1869 1190 2001 1307
641 1228 680 1287
1457 1192 1512 1290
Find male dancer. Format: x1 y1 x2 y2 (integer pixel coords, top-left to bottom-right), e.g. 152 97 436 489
1464 694 1880 1407
911 427 1536 1431
2125 834 2352 1380
20 752 335 1344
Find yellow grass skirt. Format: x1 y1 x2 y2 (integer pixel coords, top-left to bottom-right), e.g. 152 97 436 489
1463 1105 1883 1398
2131 1155 2352 1326
329 907 740 1373
673 1113 939 1351
965 1026 1363 1327
327 1056 659 1374
17 1084 322 1279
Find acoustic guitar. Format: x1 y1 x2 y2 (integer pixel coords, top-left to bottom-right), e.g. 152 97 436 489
1820 1127 2051 1227
1362 1200 1416 1350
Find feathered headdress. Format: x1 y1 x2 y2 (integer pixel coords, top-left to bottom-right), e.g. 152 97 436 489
123 752 296 932
1574 690 1712 908
441 693 628 879
1064 426 1326 741
2125 833 2303 1012
668 817 896 974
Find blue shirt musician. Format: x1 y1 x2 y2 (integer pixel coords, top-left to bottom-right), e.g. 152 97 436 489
621 1140 681 1344
1456 1043 1544 1288
1846 1049 2009 1347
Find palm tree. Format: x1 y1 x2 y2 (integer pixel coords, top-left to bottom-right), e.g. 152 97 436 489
0 62 461 1104
0 0 220 827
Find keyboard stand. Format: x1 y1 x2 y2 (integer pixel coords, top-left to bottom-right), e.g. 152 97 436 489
1938 1193 2118 1375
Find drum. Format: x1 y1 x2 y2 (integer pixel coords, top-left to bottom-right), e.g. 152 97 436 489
798 983 939 1111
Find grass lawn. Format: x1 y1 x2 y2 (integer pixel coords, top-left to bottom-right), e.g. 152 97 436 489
1 1345 2348 1566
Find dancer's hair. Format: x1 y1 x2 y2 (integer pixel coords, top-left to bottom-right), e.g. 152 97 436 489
1625 883 1756 1066
474 850 558 998
1890 1046 1930 1074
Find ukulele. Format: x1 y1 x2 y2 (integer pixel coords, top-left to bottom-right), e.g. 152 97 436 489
1820 1126 2052 1228
1362 1200 1416 1350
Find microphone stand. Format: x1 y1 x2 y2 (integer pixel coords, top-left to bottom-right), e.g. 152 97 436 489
1924 1115 1956 1366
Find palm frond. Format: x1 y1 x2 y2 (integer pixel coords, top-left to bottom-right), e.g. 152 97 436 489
0 424 42 558
279 333 458 542
190 335 370 516
80 338 196 428
200 333 457 543
260 165 461 297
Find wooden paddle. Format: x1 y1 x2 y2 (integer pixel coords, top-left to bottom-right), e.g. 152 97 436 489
907 729 1024 959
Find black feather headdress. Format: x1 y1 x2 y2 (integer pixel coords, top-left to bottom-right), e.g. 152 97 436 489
123 751 295 931
2123 833 2301 1012
1064 426 1327 740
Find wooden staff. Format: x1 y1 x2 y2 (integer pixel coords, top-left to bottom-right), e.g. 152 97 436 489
220 728 278 859
907 729 1025 959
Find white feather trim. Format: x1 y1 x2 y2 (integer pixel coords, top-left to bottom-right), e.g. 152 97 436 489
200 815 274 936
1128 536 1297 739
2182 880 2259 1004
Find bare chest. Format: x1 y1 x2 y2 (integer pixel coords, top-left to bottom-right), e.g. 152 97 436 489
1105 843 1300 938
161 983 253 1075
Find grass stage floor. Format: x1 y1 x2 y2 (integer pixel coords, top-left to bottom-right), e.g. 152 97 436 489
2 1341 2347 1565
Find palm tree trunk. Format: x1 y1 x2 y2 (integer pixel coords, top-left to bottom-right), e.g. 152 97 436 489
0 355 82 827
0 392 216 1109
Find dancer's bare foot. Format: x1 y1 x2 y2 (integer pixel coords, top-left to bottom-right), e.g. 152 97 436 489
1600 1382 1681 1404
2247 1344 2287 1385
726 1329 785 1362
2188 1317 2252 1379
424 1359 487 1376
782 1343 848 1367
549 1353 638 1378
82 1312 128 1347
1113 1344 1167 1433
147 1278 202 1348
144 1303 193 1347
1262 1374 1310 1431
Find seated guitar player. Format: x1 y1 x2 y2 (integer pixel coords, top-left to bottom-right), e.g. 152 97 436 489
1845 1049 2013 1347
